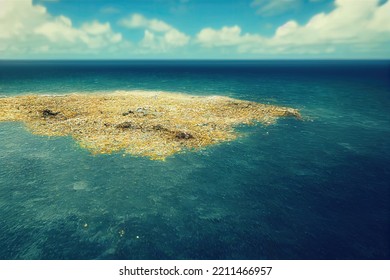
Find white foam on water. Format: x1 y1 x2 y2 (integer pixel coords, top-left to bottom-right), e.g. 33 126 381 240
72 180 88 190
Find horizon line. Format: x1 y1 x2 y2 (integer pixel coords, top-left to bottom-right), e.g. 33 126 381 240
1 58 389 61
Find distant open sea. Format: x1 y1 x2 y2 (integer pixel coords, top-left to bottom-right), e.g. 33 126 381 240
0 60 389 259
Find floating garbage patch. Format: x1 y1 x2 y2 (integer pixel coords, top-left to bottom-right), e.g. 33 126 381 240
0 90 301 160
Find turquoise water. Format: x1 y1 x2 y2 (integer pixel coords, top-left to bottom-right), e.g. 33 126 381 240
0 61 389 259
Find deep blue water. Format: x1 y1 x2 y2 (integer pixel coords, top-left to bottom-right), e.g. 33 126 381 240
0 60 389 260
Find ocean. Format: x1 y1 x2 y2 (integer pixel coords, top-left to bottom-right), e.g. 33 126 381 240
0 60 389 259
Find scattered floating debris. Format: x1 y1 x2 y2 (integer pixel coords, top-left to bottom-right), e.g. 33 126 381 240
72 181 88 190
0 90 301 160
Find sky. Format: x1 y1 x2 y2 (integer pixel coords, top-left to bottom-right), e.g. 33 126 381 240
0 0 389 59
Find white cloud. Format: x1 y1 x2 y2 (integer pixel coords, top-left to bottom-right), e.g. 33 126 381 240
163 29 190 47
0 0 123 56
100 7 120 14
270 0 390 46
251 0 301 16
368 0 390 32
197 26 263 48
198 0 390 55
120 13 172 32
120 13 189 52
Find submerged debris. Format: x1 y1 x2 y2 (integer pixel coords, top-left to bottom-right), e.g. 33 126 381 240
0 90 301 160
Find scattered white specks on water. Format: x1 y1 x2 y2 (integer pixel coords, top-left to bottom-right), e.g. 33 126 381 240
72 181 88 190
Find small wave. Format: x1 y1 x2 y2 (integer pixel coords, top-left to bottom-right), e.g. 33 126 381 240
72 181 88 190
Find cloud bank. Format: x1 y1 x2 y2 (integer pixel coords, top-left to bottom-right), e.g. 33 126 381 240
0 0 123 56
197 0 390 55
0 0 389 58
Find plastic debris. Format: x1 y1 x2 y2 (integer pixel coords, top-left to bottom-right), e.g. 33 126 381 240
0 90 301 160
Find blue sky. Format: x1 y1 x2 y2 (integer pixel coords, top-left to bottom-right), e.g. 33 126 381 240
1 0 389 59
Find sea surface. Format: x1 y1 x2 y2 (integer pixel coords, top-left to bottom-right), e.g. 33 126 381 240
0 60 389 259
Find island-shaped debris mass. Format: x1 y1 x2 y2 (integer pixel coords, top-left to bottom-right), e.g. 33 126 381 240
0 90 301 160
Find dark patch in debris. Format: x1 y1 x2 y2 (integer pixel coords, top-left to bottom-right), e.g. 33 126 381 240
42 109 59 118
175 131 193 140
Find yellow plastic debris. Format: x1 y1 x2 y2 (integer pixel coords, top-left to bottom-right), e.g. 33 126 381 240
0 90 301 160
